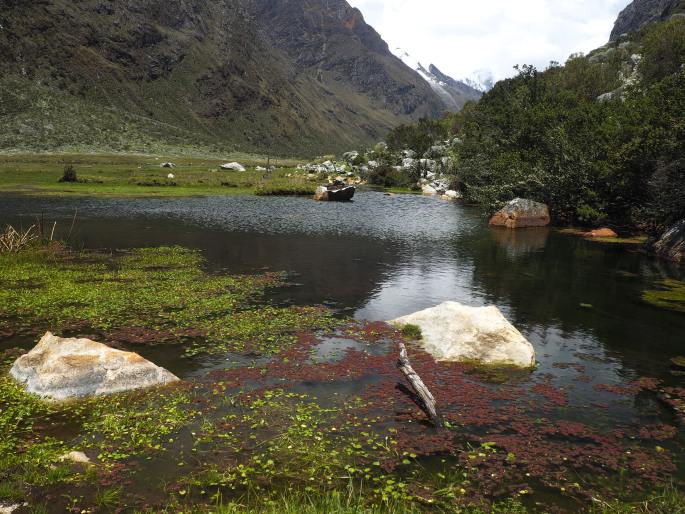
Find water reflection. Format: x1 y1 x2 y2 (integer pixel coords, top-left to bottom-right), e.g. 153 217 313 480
1 192 684 392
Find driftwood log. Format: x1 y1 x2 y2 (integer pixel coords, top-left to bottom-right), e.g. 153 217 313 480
397 342 444 428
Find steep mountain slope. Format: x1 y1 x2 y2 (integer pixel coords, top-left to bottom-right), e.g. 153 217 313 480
611 0 685 40
395 50 482 111
0 0 445 155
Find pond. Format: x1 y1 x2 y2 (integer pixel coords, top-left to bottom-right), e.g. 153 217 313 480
1 191 684 512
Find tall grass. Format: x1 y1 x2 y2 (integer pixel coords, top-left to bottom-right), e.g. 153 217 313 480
0 225 38 253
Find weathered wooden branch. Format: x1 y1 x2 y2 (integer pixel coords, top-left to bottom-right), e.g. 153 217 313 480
397 342 444 429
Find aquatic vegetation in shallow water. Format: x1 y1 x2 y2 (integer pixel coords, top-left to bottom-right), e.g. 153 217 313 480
1 246 684 512
642 279 685 314
0 246 338 355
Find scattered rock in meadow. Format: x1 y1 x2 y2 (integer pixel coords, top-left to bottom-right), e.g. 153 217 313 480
220 162 246 172
390 301 536 368
652 219 685 263
10 332 179 400
160 162 176 168
489 198 551 229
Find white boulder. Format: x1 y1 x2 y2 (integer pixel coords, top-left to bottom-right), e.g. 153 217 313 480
390 301 536 368
60 451 92 464
167 173 175 180
402 158 416 169
442 190 461 200
220 162 246 172
10 332 179 400
422 184 437 196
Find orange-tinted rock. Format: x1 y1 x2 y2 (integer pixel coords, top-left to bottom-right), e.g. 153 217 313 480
489 198 550 229
588 228 618 238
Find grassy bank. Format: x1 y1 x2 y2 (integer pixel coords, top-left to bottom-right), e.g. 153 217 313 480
0 153 319 197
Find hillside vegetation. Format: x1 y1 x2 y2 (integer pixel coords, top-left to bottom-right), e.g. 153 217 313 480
383 18 685 233
0 0 444 156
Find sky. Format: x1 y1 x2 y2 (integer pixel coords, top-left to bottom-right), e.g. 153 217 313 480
347 0 630 84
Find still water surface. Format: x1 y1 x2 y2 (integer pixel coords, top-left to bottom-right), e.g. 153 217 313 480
2 191 684 427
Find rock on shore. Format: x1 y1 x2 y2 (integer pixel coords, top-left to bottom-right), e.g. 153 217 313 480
653 219 685 263
10 332 179 400
490 198 551 229
390 301 536 368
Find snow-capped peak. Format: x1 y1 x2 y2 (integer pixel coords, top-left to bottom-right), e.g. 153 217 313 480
395 48 444 86
393 47 483 111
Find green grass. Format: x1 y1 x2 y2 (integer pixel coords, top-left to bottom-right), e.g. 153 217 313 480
399 324 422 340
205 490 528 513
0 153 318 197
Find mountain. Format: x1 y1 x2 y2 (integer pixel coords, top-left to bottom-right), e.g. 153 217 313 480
0 0 446 155
610 0 685 41
462 70 496 93
395 49 482 111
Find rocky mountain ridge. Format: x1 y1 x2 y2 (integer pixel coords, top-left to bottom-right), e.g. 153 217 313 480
611 0 685 40
0 0 449 155
395 49 482 111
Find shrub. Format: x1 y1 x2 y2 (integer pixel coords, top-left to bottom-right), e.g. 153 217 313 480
58 164 77 183
640 18 685 84
400 324 422 340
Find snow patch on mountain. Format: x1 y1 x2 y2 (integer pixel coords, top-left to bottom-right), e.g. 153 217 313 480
394 48 482 111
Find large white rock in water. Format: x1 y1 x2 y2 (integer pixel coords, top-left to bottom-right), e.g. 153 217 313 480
10 332 179 400
390 302 536 368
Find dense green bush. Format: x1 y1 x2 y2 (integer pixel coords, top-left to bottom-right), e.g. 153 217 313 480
640 18 685 82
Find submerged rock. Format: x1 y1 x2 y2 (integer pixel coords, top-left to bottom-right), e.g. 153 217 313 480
652 219 685 264
220 162 246 172
490 198 551 229
10 332 179 400
390 301 536 368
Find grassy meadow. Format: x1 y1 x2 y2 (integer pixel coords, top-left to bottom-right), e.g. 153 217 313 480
0 153 319 197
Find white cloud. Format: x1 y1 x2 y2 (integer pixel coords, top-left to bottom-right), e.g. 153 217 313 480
348 0 629 82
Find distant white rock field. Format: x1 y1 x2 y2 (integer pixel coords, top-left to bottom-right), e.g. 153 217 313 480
390 301 536 368
10 332 179 400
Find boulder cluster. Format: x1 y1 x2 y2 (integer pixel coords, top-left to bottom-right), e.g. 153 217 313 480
329 139 462 199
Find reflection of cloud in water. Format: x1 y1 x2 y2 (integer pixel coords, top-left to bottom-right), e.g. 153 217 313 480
489 227 550 258
355 254 483 321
